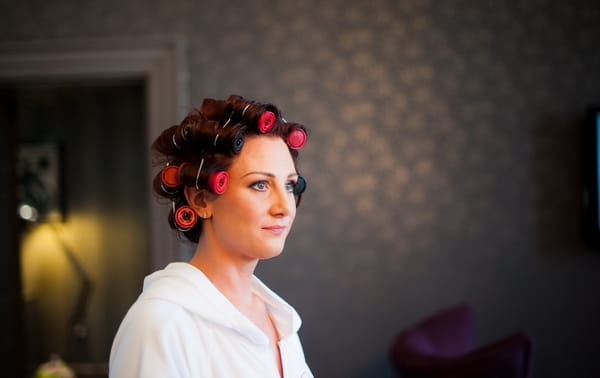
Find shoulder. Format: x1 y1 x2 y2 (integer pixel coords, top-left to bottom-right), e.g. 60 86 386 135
121 297 198 341
109 298 207 377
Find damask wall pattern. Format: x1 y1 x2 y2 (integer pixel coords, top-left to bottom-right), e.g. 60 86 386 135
1 0 600 377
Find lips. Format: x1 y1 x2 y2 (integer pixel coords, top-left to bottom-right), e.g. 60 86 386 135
262 225 287 235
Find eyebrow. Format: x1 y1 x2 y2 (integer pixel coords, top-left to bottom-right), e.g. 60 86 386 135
242 171 298 179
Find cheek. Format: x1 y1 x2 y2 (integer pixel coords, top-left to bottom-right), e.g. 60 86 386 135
288 197 298 221
217 194 262 223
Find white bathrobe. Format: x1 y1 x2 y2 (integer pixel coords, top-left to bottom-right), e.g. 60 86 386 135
109 262 313 378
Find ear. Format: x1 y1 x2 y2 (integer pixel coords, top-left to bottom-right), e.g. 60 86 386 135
184 186 213 219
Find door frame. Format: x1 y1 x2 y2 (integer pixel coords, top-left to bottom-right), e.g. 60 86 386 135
0 36 190 269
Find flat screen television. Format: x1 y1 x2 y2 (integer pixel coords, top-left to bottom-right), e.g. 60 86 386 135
583 106 600 248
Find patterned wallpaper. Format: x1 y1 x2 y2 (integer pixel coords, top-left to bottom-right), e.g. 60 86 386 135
2 0 600 377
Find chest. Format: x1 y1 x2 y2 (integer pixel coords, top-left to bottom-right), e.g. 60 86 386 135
185 321 313 378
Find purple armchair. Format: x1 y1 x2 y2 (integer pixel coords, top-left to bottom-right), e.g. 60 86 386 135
389 303 534 378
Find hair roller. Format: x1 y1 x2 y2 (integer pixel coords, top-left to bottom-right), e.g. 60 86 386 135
286 126 307 150
162 162 190 186
208 171 229 194
200 98 228 121
226 95 280 133
230 128 245 154
161 164 181 189
174 205 198 231
179 160 228 195
155 172 177 196
213 125 246 155
170 120 192 149
294 175 307 196
184 119 219 146
176 162 194 187
257 111 276 133
294 175 307 208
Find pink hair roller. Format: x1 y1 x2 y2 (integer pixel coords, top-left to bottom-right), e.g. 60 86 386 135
257 111 276 133
287 128 307 150
209 171 229 194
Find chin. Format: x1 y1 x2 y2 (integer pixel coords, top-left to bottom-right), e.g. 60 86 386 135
258 244 286 260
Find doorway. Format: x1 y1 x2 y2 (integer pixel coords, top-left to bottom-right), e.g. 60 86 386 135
2 79 148 376
0 37 188 377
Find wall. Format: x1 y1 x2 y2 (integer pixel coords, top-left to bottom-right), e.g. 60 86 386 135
1 0 599 377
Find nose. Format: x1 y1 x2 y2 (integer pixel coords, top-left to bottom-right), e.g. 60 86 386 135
270 184 295 217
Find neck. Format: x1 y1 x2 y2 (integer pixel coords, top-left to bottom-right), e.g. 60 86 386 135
189 236 259 309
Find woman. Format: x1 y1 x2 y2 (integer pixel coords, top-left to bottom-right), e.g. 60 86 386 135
109 95 313 378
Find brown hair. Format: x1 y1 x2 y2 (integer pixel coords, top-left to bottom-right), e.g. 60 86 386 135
151 95 307 242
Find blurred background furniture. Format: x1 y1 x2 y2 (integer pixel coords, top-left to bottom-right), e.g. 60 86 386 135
389 303 534 378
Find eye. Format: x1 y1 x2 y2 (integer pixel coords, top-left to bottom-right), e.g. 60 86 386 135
250 180 268 191
285 180 297 193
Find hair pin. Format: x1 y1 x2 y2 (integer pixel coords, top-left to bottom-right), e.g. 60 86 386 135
161 183 178 195
172 134 181 149
222 111 233 128
241 104 251 117
195 158 205 190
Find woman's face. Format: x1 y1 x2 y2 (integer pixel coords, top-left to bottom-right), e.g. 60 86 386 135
205 135 298 261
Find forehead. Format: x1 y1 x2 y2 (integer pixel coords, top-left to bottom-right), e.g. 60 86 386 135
229 135 295 175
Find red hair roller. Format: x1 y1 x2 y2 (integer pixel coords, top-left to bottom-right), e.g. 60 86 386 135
257 111 276 133
209 171 229 194
287 128 307 150
161 165 181 188
174 206 197 231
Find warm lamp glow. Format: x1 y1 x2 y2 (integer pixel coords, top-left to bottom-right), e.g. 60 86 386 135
20 223 72 301
21 214 97 362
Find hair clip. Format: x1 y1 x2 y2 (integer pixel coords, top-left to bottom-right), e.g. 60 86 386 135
258 111 276 133
209 171 229 194
287 127 306 150
174 206 197 231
